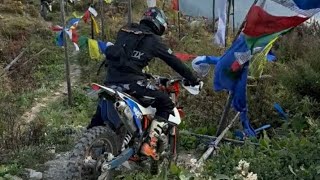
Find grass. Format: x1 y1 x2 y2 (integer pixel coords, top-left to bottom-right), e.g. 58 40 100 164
0 1 77 173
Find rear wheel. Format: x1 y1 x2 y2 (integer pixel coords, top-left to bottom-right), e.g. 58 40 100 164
66 126 120 180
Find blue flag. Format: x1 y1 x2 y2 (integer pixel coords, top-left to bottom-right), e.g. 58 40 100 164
67 18 81 27
98 40 107 53
267 51 276 62
271 0 320 17
214 34 249 91
55 31 64 47
293 0 320 10
214 34 256 137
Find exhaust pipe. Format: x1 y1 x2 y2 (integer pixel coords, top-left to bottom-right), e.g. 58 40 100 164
114 101 137 134
115 101 127 111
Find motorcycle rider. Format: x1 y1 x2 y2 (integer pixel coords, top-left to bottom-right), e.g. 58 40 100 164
88 7 200 159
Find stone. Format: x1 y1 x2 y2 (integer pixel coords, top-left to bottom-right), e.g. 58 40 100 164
25 169 43 180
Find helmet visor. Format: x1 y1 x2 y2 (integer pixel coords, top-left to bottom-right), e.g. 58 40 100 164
156 10 168 29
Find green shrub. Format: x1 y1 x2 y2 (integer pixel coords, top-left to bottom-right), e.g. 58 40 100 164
205 126 320 180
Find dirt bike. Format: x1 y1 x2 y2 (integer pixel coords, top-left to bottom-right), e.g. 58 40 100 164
66 75 203 179
40 0 53 20
40 0 74 20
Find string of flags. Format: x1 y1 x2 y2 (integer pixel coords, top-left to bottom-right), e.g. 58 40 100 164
52 6 100 49
51 6 115 60
51 5 198 61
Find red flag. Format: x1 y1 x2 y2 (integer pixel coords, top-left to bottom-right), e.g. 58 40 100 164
51 25 63 32
82 10 91 23
175 52 196 61
71 29 79 43
243 5 308 37
172 0 179 11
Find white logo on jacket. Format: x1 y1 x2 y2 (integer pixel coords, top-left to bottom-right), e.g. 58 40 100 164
132 50 145 59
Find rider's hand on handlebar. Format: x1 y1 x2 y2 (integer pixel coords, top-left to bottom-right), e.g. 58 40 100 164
184 78 202 87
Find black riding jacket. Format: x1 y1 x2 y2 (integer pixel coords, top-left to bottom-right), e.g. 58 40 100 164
104 23 198 85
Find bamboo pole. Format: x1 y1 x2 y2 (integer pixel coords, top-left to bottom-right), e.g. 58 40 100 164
216 91 233 136
91 0 94 39
3 49 26 72
191 112 240 173
179 130 257 145
100 0 105 40
232 0 235 34
212 0 215 33
178 11 181 39
60 0 72 106
225 0 231 48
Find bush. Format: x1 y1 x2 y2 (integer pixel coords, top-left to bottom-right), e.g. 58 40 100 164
205 125 320 179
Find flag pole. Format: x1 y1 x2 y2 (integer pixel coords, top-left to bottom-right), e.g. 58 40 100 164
60 0 72 106
225 0 231 48
212 0 215 33
232 0 235 34
178 11 181 39
91 0 94 39
100 0 105 40
216 91 234 136
192 112 240 173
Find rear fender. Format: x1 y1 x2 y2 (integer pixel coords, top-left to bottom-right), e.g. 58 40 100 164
116 91 156 115
92 83 117 96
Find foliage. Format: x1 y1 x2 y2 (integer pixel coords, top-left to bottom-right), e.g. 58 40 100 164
0 1 68 171
205 125 320 179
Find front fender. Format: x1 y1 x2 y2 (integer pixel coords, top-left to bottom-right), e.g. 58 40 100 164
168 107 181 125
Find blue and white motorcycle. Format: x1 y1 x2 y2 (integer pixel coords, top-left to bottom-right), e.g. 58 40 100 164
66 75 203 179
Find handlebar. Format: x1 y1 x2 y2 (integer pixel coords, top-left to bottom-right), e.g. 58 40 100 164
145 73 203 95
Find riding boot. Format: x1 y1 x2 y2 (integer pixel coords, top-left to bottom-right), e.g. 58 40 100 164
140 119 166 160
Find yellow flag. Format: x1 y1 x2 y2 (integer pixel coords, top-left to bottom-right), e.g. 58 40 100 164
88 39 102 60
72 12 83 18
250 37 279 78
104 0 112 4
91 16 100 34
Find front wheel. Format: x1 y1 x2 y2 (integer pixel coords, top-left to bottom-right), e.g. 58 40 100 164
66 126 120 180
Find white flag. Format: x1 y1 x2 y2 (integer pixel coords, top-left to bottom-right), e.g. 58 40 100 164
147 0 156 7
88 7 98 17
214 0 228 47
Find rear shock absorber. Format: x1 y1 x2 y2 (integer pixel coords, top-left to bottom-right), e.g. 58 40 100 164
121 133 132 151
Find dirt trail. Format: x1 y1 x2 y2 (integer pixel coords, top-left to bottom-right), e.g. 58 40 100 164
42 149 199 180
21 64 81 123
20 63 81 180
